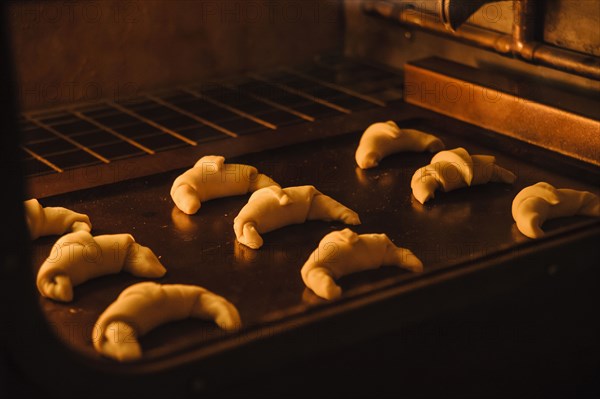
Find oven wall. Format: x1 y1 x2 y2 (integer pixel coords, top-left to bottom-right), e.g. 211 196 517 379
9 0 343 111
343 0 600 93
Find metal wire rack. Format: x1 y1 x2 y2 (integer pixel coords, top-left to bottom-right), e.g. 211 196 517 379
20 56 403 178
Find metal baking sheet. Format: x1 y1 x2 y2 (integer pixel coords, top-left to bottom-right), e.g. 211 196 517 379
30 115 600 363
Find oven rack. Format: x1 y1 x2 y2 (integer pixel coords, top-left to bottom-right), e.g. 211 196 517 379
20 56 402 179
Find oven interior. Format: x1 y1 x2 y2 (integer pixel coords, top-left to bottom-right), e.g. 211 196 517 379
2 1 599 398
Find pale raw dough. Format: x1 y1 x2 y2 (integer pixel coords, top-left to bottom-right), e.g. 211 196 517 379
37 231 166 302
170 155 279 214
301 228 423 300
355 121 445 169
411 147 516 204
93 282 241 362
24 199 91 240
512 182 600 239
234 185 361 249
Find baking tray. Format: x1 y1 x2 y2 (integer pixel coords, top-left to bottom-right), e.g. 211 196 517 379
28 113 600 371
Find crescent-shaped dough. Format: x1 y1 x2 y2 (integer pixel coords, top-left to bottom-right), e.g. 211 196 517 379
301 228 423 300
355 121 445 169
37 231 166 302
24 199 91 240
93 282 241 362
411 147 516 204
234 185 361 249
512 182 600 239
170 155 279 215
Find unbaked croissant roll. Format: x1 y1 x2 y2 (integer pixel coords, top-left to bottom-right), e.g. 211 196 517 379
94 282 241 362
512 182 600 239
171 155 279 215
301 228 423 300
411 147 516 204
24 199 91 240
355 121 444 169
37 231 166 302
234 185 360 249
